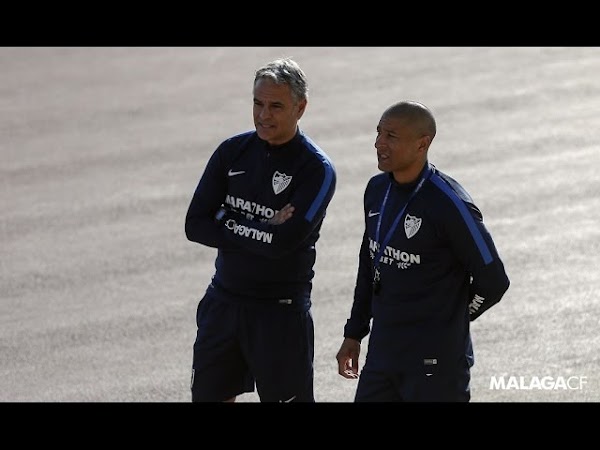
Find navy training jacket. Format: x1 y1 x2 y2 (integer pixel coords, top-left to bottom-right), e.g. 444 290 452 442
185 129 336 301
343 162 510 372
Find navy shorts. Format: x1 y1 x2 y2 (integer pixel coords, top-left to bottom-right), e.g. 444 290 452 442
354 361 471 402
190 284 315 402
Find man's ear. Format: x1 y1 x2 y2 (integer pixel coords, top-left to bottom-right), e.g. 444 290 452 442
419 135 432 152
297 98 308 120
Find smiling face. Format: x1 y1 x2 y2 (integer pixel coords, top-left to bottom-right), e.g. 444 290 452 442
375 114 431 184
253 78 307 146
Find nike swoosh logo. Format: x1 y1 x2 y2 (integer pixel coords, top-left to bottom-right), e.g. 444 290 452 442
228 170 245 177
280 395 296 403
368 211 380 217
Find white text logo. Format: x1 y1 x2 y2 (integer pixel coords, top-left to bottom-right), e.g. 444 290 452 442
225 219 273 243
225 195 276 220
368 238 420 269
489 376 588 390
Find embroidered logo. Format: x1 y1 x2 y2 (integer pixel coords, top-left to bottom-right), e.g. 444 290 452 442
368 210 380 218
272 171 292 195
228 169 245 177
404 214 422 239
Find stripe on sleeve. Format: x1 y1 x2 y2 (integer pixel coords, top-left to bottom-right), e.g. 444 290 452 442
431 175 493 265
305 159 334 222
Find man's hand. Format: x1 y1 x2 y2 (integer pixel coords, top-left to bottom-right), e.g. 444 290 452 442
336 337 361 379
268 203 295 225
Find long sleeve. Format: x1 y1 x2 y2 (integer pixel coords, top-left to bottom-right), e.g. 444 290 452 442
185 145 239 250
343 231 374 342
430 174 510 321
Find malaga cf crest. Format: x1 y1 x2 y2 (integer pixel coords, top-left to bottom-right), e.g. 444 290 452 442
404 214 422 239
272 171 292 195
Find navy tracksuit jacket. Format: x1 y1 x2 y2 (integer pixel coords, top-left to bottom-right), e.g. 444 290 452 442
343 162 510 373
185 129 336 302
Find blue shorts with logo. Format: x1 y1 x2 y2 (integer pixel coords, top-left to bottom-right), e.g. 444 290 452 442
190 282 315 402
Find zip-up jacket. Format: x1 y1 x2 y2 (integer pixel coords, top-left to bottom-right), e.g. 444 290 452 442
343 162 509 372
185 129 336 301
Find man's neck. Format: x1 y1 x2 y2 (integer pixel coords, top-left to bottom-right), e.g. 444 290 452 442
392 161 427 184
